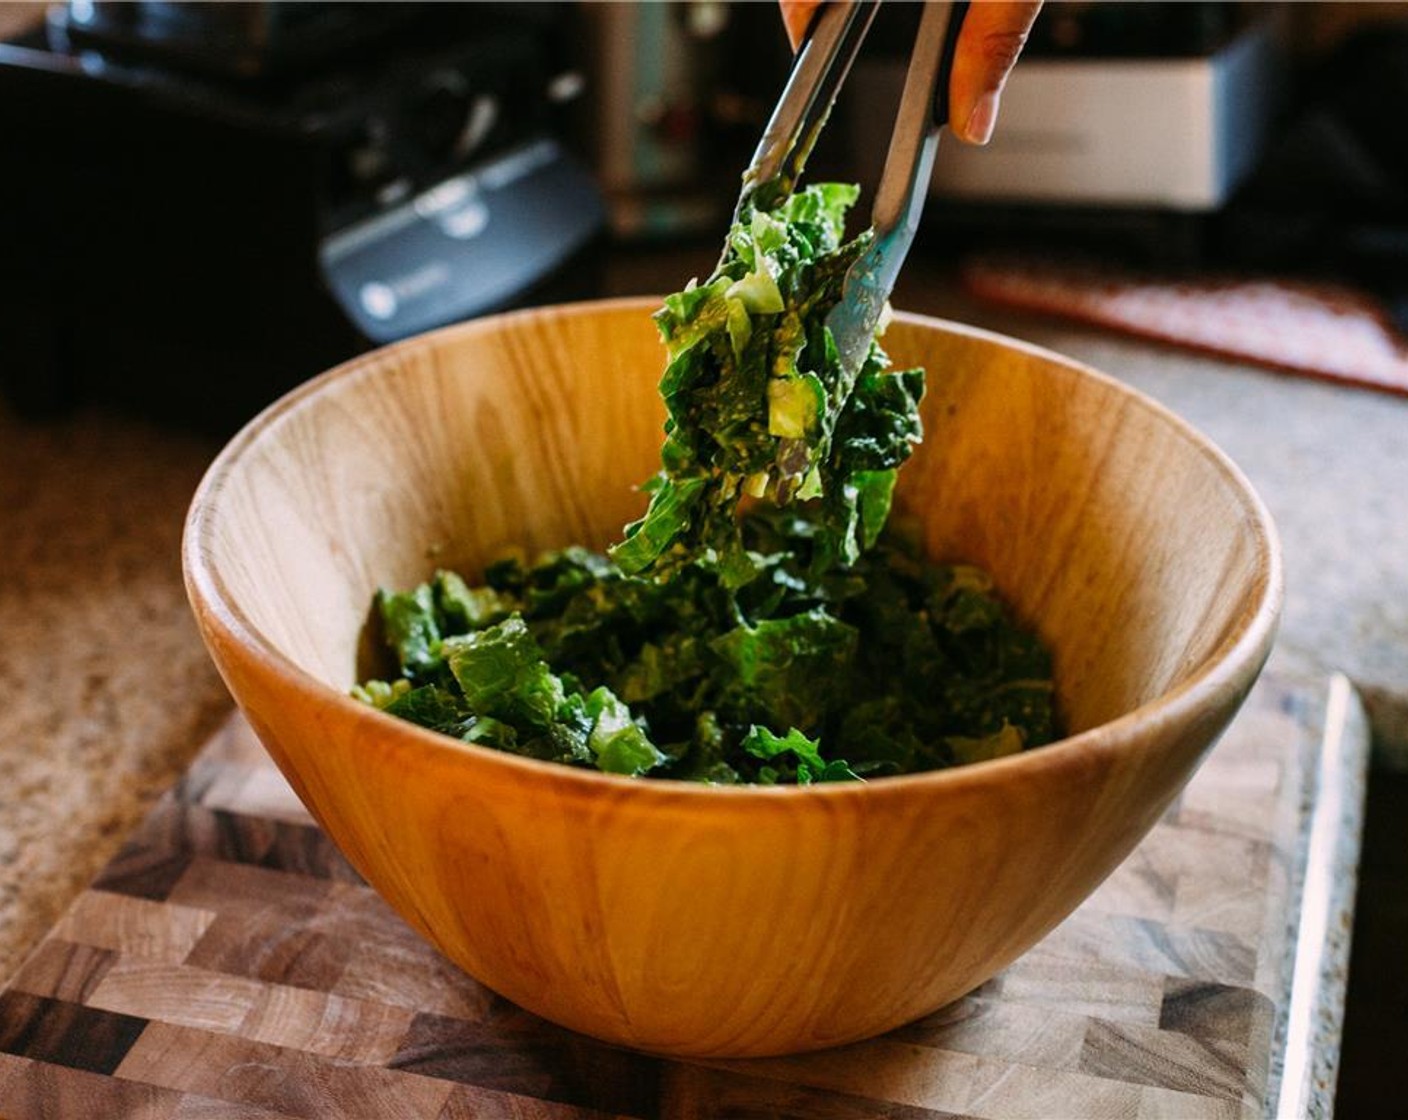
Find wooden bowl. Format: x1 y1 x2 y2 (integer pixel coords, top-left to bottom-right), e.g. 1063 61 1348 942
183 298 1281 1058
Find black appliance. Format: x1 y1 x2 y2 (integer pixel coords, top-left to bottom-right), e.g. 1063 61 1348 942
0 2 605 432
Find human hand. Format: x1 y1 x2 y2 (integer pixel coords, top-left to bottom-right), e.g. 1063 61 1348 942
778 1 1042 146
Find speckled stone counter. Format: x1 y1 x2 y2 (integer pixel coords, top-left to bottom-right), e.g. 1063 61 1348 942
1 261 1403 1106
0 406 232 980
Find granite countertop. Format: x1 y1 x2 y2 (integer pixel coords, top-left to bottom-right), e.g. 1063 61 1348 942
0 410 232 979
2 259 1405 995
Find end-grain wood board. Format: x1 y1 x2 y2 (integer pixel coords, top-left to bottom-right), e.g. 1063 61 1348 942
0 673 1360 1119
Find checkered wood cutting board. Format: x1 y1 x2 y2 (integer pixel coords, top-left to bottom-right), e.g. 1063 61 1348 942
0 675 1320 1119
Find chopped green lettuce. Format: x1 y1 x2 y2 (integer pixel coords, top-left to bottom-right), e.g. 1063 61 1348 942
376 585 443 677
584 687 667 776
444 616 563 732
741 725 859 785
356 510 1057 784
611 183 925 584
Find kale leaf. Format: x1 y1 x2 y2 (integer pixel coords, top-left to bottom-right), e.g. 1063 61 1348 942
357 513 1058 784
610 184 925 585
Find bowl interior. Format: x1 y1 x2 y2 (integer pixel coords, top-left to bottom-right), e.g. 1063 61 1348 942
193 300 1275 744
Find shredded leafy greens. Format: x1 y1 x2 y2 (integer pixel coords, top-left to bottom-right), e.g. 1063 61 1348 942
355 184 1059 782
610 183 921 583
355 512 1056 784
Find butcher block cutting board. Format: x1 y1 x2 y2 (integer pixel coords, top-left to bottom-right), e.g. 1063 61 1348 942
0 672 1367 1119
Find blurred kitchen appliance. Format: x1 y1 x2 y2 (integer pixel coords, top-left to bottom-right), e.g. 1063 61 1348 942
0 2 605 431
844 2 1287 270
852 2 1284 213
579 1 791 241
585 1 717 239
935 24 1279 210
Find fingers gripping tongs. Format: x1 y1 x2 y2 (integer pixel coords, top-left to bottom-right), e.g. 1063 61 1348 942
737 0 969 377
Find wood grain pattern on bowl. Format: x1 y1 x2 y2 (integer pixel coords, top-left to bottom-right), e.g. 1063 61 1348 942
183 298 1281 1057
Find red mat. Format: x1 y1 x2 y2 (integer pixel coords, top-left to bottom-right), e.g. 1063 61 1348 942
961 254 1408 398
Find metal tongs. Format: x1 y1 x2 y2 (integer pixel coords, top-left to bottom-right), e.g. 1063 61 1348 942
736 0 968 378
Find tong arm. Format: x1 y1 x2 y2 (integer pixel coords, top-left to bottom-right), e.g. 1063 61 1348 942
827 0 968 376
734 1 878 221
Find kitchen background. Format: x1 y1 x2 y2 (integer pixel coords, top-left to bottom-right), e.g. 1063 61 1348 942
0 1 1405 1113
3 0 1407 430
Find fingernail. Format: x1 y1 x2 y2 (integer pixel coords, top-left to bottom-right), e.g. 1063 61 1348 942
963 91 1000 146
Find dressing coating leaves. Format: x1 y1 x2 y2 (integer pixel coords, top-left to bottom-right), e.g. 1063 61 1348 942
610 184 926 582
358 511 1057 783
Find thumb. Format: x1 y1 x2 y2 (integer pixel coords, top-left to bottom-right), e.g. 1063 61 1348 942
779 0 822 52
947 1 1042 145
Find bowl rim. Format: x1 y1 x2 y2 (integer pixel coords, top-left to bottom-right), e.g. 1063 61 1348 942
183 296 1284 804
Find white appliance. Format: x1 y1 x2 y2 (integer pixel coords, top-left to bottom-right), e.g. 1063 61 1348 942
851 17 1284 213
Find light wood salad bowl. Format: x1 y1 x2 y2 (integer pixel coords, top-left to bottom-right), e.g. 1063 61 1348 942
183 298 1281 1057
